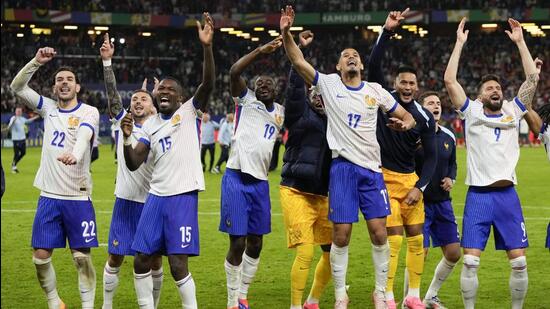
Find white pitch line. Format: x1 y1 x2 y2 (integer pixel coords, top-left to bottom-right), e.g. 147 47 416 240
2 208 548 221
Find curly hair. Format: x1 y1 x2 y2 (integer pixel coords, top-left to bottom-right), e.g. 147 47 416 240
537 104 550 124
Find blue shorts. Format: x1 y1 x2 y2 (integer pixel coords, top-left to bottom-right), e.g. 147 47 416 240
546 223 550 249
219 169 271 236
328 158 390 224
108 198 144 256
32 196 98 249
423 200 460 248
131 192 199 256
461 186 528 251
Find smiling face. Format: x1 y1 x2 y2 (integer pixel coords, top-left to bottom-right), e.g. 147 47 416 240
421 94 442 122
307 86 325 115
155 79 183 115
130 90 155 119
53 70 80 103
478 80 504 112
254 75 276 103
336 48 364 76
394 72 418 103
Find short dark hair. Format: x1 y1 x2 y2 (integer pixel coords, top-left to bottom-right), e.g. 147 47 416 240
131 89 154 102
418 91 440 105
51 66 80 85
161 76 183 96
397 65 417 76
477 74 501 93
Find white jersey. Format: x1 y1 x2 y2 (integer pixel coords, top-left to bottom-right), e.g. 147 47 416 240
458 98 527 186
539 123 550 162
226 88 285 180
312 71 398 172
139 98 204 196
113 109 154 203
34 97 99 197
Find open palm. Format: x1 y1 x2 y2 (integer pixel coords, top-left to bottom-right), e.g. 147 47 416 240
505 18 524 43
280 5 295 33
197 12 214 46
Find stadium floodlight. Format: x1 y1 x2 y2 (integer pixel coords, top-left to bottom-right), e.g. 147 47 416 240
229 30 243 35
30 24 35 28
482 23 498 28
119 38 125 44
253 27 264 31
367 25 382 33
110 37 115 42
95 30 101 35
251 37 259 41
269 32 280 37
94 26 109 31
64 25 78 30
541 25 550 29
20 24 25 28
16 33 24 37
32 28 51 35
87 30 95 35
220 27 234 32
520 23 535 27
141 32 152 37
419 30 428 35
290 26 303 31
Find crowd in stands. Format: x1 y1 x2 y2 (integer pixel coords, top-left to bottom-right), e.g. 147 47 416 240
1 26 549 127
4 0 547 14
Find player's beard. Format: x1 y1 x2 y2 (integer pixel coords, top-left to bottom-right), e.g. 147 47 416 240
482 97 503 112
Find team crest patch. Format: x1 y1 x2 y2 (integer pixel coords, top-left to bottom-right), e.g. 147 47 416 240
67 116 80 128
500 115 514 123
171 114 181 125
275 114 283 126
112 239 119 247
444 142 449 151
364 95 377 109
225 218 231 227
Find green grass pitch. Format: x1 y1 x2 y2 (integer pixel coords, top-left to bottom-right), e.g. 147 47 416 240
1 145 549 308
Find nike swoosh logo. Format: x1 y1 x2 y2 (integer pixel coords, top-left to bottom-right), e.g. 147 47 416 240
84 238 95 243
521 238 528 243
382 269 388 273
181 243 190 248
336 94 345 98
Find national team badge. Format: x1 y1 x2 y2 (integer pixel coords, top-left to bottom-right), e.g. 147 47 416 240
171 114 181 125
501 115 513 123
364 95 377 109
275 114 283 126
444 142 449 151
68 116 80 128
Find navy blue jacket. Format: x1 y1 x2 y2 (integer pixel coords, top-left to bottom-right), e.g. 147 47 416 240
280 68 332 196
416 126 457 203
368 28 438 191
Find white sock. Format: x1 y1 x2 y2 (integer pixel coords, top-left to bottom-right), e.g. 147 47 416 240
403 267 409 298
371 242 389 293
460 255 480 309
290 306 302 309
134 271 154 309
151 267 164 309
225 259 242 307
509 256 528 309
330 243 349 300
33 256 61 309
176 273 197 309
73 251 96 309
408 288 420 298
425 257 456 300
102 261 120 309
306 295 319 304
239 253 260 300
385 291 394 301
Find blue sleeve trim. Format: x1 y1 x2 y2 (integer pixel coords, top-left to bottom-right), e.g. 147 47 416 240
514 97 527 112
192 97 201 109
114 109 125 120
37 96 43 110
459 98 469 113
79 123 95 135
238 88 248 99
387 101 398 114
138 137 150 148
312 71 319 86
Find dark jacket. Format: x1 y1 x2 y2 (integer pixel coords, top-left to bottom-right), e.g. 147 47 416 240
280 68 332 196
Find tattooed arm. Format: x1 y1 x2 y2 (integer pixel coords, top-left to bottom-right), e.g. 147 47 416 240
505 18 539 108
99 33 123 118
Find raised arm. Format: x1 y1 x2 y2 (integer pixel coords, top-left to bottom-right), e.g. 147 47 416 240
387 104 416 131
368 8 409 88
280 5 316 85
120 113 149 171
505 18 540 109
10 47 56 109
99 33 124 118
444 18 469 110
229 37 282 97
193 12 215 112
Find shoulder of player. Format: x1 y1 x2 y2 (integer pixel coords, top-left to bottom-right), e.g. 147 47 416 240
439 126 456 143
410 101 434 124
